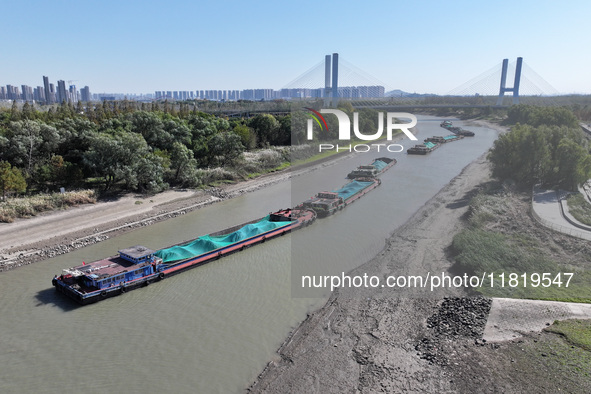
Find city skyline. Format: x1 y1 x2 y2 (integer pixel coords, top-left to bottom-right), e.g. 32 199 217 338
0 75 91 103
2 0 590 95
1 73 388 102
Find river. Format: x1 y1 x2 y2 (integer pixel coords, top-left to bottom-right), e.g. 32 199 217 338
0 116 498 393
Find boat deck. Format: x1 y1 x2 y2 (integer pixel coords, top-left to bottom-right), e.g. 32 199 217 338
70 256 141 278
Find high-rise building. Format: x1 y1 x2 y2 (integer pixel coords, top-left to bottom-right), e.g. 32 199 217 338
21 85 34 101
49 83 56 103
6 85 20 100
56 80 68 103
69 85 78 102
43 76 52 104
34 86 45 102
81 86 91 102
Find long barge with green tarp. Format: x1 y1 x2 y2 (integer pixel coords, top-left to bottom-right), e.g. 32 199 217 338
52 208 316 305
52 155 396 305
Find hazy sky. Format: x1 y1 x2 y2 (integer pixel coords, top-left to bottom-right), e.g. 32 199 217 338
2 0 590 95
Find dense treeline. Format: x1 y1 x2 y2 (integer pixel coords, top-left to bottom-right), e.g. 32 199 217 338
0 101 297 196
488 105 591 190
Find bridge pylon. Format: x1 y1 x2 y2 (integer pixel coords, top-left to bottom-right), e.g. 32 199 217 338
496 57 523 106
322 53 339 107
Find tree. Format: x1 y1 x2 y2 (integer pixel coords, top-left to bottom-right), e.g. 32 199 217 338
488 122 591 189
5 120 60 176
276 115 292 145
207 132 244 166
83 132 143 190
188 114 218 165
83 131 166 192
134 154 168 193
290 111 310 144
233 124 257 150
10 100 20 121
554 139 591 190
127 111 167 148
0 161 26 200
163 119 191 147
169 142 198 186
249 114 278 147
22 102 34 119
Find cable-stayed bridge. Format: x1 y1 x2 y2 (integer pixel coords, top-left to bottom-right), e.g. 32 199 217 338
281 53 559 109
214 54 565 116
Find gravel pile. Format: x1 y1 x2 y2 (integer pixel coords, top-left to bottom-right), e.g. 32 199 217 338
415 297 493 365
427 296 492 338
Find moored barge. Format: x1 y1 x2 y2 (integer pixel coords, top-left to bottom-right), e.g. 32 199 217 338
52 208 316 305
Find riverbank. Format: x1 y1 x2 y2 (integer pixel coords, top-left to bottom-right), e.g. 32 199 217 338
0 144 362 272
249 151 494 393
248 147 591 393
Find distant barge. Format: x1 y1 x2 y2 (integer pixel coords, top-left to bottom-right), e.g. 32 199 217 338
440 120 475 137
52 208 315 305
407 132 466 155
299 157 395 217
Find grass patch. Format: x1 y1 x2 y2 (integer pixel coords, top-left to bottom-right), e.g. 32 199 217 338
451 189 591 302
453 229 557 274
291 148 343 167
567 192 591 226
246 161 291 179
0 190 96 223
545 319 591 351
503 331 591 389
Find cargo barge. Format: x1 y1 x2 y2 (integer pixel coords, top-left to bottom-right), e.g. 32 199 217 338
408 132 467 155
407 141 439 155
347 157 396 179
297 156 394 217
440 121 475 137
424 135 463 144
298 178 381 218
52 208 316 305
53 155 396 305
